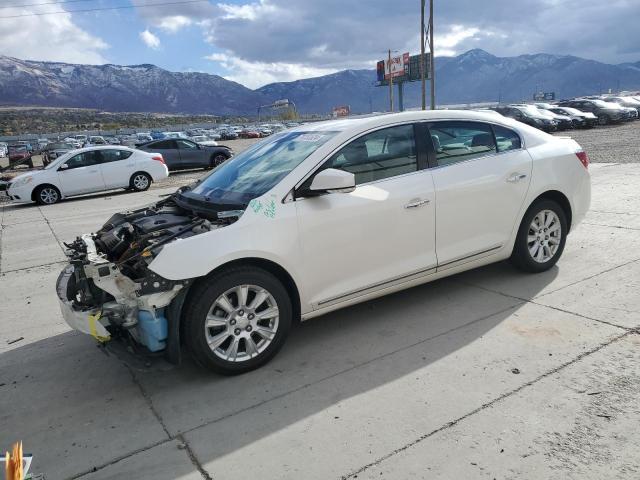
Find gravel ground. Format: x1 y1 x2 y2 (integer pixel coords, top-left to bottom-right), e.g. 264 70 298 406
552 121 640 163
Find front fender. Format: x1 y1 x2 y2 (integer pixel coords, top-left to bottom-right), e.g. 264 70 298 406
147 201 304 296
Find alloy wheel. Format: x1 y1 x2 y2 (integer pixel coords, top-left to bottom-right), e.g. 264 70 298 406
205 284 280 362
527 209 562 263
133 174 149 190
40 187 59 204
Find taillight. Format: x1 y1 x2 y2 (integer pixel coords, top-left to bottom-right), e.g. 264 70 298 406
152 155 165 164
576 151 589 169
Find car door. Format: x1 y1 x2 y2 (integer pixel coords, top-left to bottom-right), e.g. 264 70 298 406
428 121 532 270
98 149 135 188
176 139 206 168
56 150 106 195
147 140 180 169
295 123 437 309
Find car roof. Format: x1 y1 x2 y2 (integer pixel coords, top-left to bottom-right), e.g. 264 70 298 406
287 110 523 135
72 145 134 152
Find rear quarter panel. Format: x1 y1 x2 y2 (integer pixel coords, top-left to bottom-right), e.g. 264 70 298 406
520 136 591 231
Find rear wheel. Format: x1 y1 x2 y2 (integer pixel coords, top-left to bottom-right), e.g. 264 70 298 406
183 266 292 375
510 199 567 273
34 185 60 205
129 172 151 192
597 114 610 125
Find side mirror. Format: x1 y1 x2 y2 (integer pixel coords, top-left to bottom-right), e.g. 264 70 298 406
59 163 69 170
309 168 356 194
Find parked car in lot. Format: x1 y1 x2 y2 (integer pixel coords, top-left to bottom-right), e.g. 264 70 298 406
42 142 75 166
602 96 640 115
545 106 597 128
56 110 591 374
5 146 168 205
6 144 34 169
491 105 558 131
136 138 232 170
516 104 572 130
557 99 626 125
0 142 7 157
190 135 218 147
219 129 239 140
87 136 107 146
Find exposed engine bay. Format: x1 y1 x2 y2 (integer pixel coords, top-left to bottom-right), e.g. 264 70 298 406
56 196 242 357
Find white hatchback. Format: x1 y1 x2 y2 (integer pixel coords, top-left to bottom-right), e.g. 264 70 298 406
57 111 590 374
7 146 168 205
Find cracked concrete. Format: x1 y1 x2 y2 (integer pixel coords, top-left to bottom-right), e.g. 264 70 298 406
1 162 639 479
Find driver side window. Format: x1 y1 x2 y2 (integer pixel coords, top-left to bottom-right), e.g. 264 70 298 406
177 140 198 150
324 124 417 185
64 151 100 169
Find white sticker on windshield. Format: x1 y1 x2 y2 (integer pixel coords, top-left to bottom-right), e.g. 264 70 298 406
295 133 324 142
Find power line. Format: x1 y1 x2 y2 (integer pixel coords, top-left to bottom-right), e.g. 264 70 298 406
0 0 101 10
0 0 209 19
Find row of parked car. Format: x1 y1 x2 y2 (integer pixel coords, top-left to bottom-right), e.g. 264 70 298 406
487 93 640 132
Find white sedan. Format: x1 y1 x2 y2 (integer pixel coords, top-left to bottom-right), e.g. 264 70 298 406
7 146 168 205
57 111 590 374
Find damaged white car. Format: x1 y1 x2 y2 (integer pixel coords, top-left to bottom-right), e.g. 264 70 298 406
57 111 591 374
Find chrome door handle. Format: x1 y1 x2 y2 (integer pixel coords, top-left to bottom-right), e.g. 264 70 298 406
507 173 527 183
89 170 99 173
404 198 430 209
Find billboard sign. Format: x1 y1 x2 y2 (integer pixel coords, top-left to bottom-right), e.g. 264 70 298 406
384 52 409 79
377 53 430 84
533 92 556 101
332 105 350 117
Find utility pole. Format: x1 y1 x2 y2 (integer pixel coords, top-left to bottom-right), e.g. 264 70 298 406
429 0 435 109
420 0 426 110
388 49 394 112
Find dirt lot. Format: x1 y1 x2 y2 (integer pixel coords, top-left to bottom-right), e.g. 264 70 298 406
552 121 640 163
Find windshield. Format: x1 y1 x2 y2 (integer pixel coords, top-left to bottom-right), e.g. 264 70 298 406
187 130 337 207
44 150 75 169
9 145 27 153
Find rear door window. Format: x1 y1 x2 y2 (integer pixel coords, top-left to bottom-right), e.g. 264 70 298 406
100 149 133 163
428 121 497 166
151 140 176 149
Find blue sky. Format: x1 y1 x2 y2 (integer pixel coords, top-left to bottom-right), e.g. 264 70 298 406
1 0 639 89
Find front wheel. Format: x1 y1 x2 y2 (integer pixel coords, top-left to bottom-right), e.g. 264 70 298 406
34 185 61 205
183 266 292 375
210 154 227 169
510 199 567 273
129 172 151 192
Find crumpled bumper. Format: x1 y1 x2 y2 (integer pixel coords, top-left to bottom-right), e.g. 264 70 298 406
56 265 111 342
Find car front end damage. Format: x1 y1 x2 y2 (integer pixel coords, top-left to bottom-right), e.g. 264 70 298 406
56 196 241 361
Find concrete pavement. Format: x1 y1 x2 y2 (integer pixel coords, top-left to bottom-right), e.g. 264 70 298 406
1 163 639 479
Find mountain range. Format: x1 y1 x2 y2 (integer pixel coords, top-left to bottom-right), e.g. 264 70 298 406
1 49 640 116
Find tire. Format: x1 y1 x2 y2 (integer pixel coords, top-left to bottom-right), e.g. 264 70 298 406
183 266 292 375
129 172 151 192
510 199 568 273
597 114 609 126
210 154 227 169
34 184 61 205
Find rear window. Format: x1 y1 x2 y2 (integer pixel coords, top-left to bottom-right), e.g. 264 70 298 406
428 121 497 166
493 125 521 152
